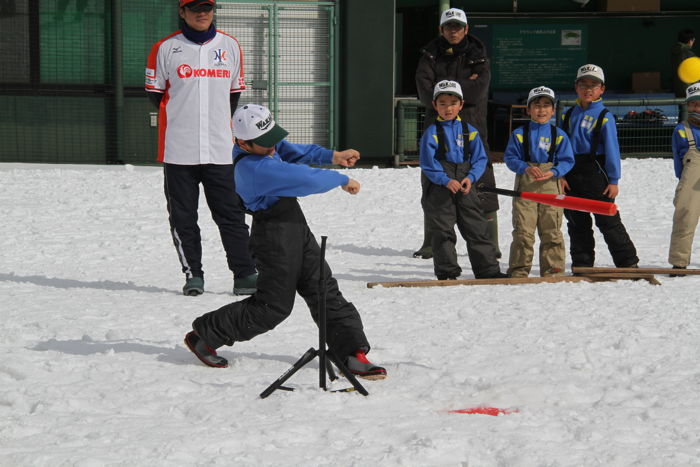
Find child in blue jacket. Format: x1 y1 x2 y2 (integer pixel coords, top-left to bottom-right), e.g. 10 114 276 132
504 86 574 277
420 80 506 280
668 83 700 274
184 104 386 380
559 64 639 268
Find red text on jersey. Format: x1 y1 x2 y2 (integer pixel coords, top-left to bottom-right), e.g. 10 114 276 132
177 64 232 79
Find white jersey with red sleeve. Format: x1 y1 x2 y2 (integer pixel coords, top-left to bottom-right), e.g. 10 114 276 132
145 30 245 164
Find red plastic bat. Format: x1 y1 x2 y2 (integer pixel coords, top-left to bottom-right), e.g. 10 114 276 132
478 186 617 216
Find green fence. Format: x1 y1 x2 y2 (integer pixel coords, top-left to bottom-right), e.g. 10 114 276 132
0 0 336 165
395 97 687 164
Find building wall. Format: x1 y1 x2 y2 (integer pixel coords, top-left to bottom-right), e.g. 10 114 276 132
339 0 396 161
397 2 700 95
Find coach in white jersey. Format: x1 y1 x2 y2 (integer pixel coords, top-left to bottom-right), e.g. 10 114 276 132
145 0 257 296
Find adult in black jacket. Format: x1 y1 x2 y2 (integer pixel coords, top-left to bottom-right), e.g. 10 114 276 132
671 29 696 98
413 8 500 260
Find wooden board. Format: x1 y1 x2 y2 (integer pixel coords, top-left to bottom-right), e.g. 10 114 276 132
573 266 700 276
366 274 659 288
575 272 661 285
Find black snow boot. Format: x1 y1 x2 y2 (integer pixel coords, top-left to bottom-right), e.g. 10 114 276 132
184 331 228 368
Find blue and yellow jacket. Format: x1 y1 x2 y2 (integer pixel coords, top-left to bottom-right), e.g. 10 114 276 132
233 140 348 212
672 123 700 179
419 116 487 186
560 99 622 184
503 121 575 177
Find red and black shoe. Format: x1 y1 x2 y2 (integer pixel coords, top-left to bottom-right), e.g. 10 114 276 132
184 331 228 368
346 350 387 380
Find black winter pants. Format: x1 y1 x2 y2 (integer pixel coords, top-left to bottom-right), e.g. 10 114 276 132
564 155 638 268
423 161 501 279
192 198 370 358
164 163 256 279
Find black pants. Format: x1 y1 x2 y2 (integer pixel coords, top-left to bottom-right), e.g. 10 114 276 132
564 155 638 268
423 161 500 279
164 163 256 279
192 198 370 358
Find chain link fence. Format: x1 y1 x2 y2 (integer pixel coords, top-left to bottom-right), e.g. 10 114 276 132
217 2 335 146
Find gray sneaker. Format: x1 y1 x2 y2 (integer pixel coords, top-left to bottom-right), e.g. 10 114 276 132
345 350 387 380
233 273 257 295
183 276 204 296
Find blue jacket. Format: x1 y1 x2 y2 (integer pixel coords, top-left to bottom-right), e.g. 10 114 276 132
419 117 487 186
503 121 575 177
233 140 349 212
672 123 700 179
560 99 622 184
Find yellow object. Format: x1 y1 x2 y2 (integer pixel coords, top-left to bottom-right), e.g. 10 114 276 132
678 57 700 84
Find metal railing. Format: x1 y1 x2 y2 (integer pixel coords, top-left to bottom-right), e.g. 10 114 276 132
395 97 688 165
558 98 686 158
394 98 426 165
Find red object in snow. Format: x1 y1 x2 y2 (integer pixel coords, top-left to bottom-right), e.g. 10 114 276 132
447 407 519 416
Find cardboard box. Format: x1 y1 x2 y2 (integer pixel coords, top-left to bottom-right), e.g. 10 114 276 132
632 72 660 93
602 0 660 12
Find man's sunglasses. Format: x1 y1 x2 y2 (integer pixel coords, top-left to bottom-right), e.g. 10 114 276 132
187 4 214 13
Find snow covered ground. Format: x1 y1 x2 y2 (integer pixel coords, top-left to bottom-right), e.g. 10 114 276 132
1 159 699 466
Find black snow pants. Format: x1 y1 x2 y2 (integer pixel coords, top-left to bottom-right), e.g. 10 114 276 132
192 197 370 358
564 154 639 268
164 163 256 279
423 160 501 279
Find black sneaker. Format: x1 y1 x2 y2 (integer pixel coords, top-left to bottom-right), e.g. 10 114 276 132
345 350 387 380
184 331 228 368
477 271 509 279
670 266 687 277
